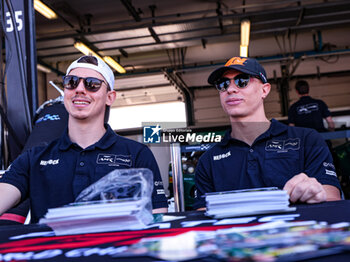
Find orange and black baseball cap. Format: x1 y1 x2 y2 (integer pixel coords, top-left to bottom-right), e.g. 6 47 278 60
208 56 267 85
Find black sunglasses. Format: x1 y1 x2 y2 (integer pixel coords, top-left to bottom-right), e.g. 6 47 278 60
63 75 108 92
214 74 257 92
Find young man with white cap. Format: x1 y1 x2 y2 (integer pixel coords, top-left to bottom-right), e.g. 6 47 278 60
193 57 341 210
0 56 168 223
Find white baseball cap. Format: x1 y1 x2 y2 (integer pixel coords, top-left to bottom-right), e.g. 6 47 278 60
66 56 115 91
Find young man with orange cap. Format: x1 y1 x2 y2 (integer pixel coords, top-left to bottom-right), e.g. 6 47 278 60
194 57 341 210
0 56 168 223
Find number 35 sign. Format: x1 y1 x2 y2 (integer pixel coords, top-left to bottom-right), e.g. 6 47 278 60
6 11 23 32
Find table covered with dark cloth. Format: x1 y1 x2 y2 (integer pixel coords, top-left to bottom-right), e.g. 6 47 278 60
0 200 350 262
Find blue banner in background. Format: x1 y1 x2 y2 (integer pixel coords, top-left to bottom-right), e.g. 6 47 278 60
4 0 37 161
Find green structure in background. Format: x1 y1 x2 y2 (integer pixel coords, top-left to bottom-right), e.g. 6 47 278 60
334 141 350 199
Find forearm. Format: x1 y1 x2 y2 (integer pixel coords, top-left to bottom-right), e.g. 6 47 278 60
0 183 21 215
152 207 168 214
323 185 341 201
326 117 335 131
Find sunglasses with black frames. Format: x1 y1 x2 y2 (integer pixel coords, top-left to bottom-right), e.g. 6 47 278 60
63 75 108 92
214 73 259 92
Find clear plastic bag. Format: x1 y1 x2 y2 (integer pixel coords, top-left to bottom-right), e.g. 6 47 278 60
74 168 154 225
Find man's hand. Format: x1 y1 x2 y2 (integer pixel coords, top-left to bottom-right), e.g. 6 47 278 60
283 173 326 203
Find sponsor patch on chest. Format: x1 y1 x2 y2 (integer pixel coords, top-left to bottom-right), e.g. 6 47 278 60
40 159 59 166
96 154 132 167
213 151 231 161
265 138 300 153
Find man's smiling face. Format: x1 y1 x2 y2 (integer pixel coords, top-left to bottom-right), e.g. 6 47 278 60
63 67 114 122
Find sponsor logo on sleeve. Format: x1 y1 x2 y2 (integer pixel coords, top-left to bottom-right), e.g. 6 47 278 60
157 189 165 195
323 162 335 169
154 181 163 187
325 169 337 177
323 162 337 177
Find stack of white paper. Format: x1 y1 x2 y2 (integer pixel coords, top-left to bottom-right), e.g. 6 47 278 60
39 199 153 235
205 187 296 219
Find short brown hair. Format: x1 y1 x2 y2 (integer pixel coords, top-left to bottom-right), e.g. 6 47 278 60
295 80 309 95
77 56 98 66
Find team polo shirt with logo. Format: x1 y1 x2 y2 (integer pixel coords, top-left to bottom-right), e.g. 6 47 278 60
0 125 167 223
288 96 331 132
193 119 341 209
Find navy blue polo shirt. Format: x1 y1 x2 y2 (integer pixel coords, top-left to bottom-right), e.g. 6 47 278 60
0 125 167 223
288 96 331 132
194 119 341 209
